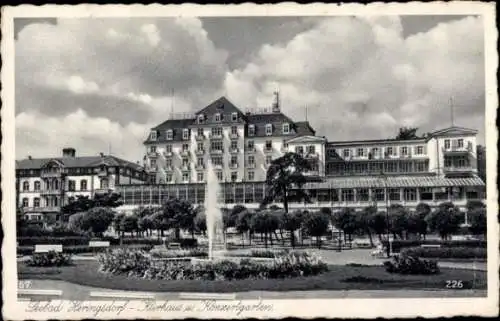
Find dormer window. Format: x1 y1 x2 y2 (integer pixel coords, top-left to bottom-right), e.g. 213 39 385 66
265 124 273 136
214 113 221 122
282 123 290 134
197 114 204 124
166 130 173 140
182 129 189 140
150 131 157 141
248 125 255 136
231 112 238 122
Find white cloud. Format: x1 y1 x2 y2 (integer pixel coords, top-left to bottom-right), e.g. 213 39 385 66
67 75 99 94
225 16 485 143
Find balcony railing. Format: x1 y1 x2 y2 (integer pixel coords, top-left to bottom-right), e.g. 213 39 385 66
442 146 471 154
229 147 239 154
264 147 273 154
209 133 223 139
247 163 256 169
305 152 319 159
195 134 205 141
245 147 256 153
444 166 474 173
195 149 205 155
280 147 288 153
40 189 61 196
230 163 238 169
230 132 239 139
181 164 191 171
210 149 224 154
195 164 205 170
163 151 173 157
40 170 64 178
147 151 158 158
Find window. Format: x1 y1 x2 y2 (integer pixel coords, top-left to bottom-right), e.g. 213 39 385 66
231 172 238 182
372 147 379 157
248 171 255 181
182 129 189 140
197 172 204 182
230 155 238 166
307 145 316 154
211 141 223 152
266 155 272 165
296 146 304 154
231 140 238 150
182 143 189 151
457 139 464 148
166 173 172 182
197 157 204 166
231 112 238 122
214 113 221 122
400 146 408 156
68 180 76 191
150 146 156 153
182 158 189 167
444 139 450 149
231 126 238 135
357 189 369 201
404 188 417 201
374 188 385 201
165 144 172 153
216 171 223 181
197 114 204 124
247 140 255 150
386 162 397 172
343 149 350 158
150 159 157 168
212 156 223 166
165 158 172 167
33 197 40 207
248 155 255 165
197 128 204 137
53 197 59 206
211 127 223 137
386 147 393 156
54 180 59 190
415 161 427 172
166 130 173 140
416 146 424 155
22 198 29 207
150 131 157 140
182 172 190 181
357 148 365 157
248 125 255 136
265 140 273 151
389 188 401 201
22 181 29 191
265 124 273 136
342 189 354 202
80 180 87 191
197 143 204 152
34 181 40 191
282 123 290 134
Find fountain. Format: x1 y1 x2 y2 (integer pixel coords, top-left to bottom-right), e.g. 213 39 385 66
204 161 226 260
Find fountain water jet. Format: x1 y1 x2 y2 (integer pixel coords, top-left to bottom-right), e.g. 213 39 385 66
205 161 226 260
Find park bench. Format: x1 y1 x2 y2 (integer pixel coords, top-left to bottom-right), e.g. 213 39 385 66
420 244 441 248
168 242 181 250
34 244 63 253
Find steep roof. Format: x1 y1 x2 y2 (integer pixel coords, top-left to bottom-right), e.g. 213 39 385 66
16 155 144 171
429 126 478 137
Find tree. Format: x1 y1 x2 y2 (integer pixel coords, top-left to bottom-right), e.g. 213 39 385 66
68 212 87 234
407 203 431 240
303 211 330 248
261 152 314 213
120 215 139 237
160 197 197 239
82 207 116 237
357 206 377 246
395 127 420 140
194 206 207 235
369 211 387 242
387 204 409 239
331 208 358 244
235 209 254 246
468 207 486 237
280 210 304 248
113 212 126 237
138 215 154 237
426 202 462 240
250 210 280 247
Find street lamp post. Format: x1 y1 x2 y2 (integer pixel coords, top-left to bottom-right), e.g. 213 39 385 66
381 172 392 257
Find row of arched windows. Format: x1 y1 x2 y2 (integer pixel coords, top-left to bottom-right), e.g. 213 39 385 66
21 179 88 191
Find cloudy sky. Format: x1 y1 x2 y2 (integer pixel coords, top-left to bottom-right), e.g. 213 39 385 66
15 15 485 162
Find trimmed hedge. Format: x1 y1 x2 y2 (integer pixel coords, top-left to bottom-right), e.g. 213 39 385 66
17 244 154 255
401 247 487 259
382 240 487 253
384 255 440 275
25 251 73 267
169 238 198 248
16 236 167 247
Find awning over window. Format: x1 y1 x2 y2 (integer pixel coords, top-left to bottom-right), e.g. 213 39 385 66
303 175 485 189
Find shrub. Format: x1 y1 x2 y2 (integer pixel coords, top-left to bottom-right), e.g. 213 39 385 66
97 248 151 275
25 251 73 267
401 247 486 259
170 238 198 248
17 236 91 246
383 255 439 275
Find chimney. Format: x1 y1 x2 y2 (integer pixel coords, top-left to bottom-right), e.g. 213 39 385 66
272 90 280 113
99 152 104 157
28 155 32 160
62 148 76 158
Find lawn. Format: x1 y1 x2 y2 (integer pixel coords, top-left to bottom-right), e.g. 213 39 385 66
18 261 487 293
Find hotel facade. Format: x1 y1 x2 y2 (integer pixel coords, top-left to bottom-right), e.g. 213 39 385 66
116 96 485 213
16 148 150 221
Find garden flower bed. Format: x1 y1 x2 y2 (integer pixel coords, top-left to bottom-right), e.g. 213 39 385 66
97 249 328 281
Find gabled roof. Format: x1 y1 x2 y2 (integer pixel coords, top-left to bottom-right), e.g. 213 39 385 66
16 155 144 171
285 135 326 144
429 126 478 137
195 96 244 118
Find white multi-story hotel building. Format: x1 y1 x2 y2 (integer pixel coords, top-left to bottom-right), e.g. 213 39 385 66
16 148 150 221
117 96 485 212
